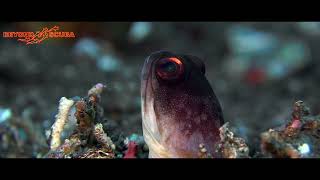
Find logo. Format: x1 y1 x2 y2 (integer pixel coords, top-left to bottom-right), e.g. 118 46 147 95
2 26 76 45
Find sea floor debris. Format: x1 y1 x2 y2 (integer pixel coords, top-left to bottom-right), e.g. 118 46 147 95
216 122 250 158
0 112 48 158
45 83 320 158
260 100 320 158
4 82 318 158
44 82 251 159
45 83 148 158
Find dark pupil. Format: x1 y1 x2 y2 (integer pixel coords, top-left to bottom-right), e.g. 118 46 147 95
160 61 177 73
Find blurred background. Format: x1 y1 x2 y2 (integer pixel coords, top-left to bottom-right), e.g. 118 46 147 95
1 22 320 157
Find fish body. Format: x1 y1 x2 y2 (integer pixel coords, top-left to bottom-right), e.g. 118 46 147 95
141 51 224 158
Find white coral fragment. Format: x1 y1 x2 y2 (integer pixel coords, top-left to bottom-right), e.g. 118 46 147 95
50 97 74 150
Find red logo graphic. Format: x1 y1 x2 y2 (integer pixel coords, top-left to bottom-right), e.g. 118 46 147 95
3 26 76 45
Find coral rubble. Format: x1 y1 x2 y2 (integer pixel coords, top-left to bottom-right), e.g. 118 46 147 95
216 122 250 158
261 100 320 158
45 83 114 158
45 83 148 158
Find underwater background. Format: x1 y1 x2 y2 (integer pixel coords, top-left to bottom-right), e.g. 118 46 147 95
1 22 320 157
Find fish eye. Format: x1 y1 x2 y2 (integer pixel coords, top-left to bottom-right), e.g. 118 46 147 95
155 57 184 80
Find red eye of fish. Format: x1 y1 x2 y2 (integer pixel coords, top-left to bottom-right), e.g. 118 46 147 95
155 57 184 80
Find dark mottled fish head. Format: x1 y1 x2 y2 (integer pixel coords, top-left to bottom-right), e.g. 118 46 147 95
141 50 224 158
